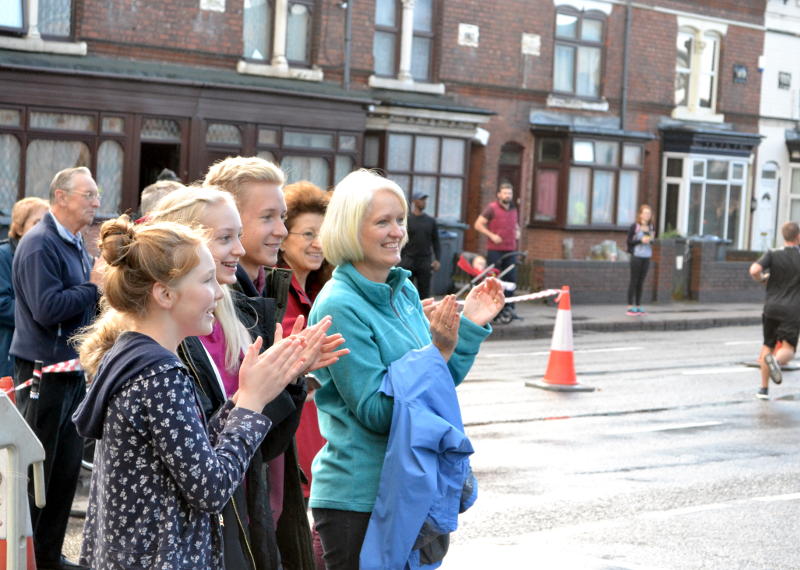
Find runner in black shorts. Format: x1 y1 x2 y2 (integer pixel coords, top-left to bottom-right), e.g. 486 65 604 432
749 221 800 399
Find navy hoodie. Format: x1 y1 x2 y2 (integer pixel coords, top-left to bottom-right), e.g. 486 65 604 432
73 331 182 439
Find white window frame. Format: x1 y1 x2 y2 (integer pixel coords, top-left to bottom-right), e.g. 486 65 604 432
672 17 727 123
368 0 445 95
237 0 323 82
0 0 86 55
660 152 749 248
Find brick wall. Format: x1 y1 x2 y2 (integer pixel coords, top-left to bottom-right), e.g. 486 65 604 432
533 259 655 304
689 241 763 302
532 239 763 304
523 227 630 260
80 0 244 64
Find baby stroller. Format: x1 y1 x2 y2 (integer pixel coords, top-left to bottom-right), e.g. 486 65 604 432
453 250 526 325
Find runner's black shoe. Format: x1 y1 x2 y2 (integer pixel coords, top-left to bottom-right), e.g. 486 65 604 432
756 387 769 400
765 353 783 385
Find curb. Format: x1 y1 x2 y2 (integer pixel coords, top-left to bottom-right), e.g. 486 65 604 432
488 315 761 340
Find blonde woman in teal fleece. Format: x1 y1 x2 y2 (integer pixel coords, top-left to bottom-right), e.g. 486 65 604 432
308 169 505 568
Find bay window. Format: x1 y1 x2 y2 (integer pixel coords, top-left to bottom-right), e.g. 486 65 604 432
533 136 643 228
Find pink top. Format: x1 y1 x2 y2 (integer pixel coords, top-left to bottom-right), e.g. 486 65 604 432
199 320 240 398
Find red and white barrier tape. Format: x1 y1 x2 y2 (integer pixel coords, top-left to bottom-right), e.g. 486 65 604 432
502 289 562 304
1 359 83 394
457 288 561 305
3 378 32 394
42 358 83 373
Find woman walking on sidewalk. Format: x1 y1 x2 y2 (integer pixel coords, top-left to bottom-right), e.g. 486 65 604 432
626 204 654 316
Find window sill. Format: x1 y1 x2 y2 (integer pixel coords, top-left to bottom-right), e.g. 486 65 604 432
368 75 445 95
0 35 86 56
547 93 608 112
236 60 324 82
671 106 724 124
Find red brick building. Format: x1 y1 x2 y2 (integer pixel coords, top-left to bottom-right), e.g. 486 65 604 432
0 0 766 285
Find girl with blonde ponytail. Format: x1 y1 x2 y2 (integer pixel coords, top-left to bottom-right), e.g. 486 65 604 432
72 215 329 569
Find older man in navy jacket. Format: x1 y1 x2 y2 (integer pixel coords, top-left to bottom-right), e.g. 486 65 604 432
11 166 103 570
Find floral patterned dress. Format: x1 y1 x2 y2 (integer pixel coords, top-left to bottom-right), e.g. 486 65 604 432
75 332 271 569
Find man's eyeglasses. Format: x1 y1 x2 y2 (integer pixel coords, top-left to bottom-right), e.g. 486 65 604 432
288 231 320 242
70 189 101 201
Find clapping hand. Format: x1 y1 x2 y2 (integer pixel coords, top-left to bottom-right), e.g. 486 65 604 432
462 277 505 327
236 327 307 412
292 315 349 373
428 294 460 361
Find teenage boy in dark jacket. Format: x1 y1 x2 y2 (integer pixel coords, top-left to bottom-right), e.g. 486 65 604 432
205 156 316 569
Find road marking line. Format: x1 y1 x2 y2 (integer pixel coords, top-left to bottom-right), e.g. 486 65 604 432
643 493 800 521
724 340 760 346
608 421 724 435
681 366 750 376
752 492 800 503
483 346 643 358
642 501 739 520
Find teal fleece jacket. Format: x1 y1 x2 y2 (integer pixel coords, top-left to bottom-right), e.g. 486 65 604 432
308 263 491 512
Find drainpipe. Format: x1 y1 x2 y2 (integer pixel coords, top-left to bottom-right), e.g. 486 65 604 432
620 0 632 131
343 0 353 90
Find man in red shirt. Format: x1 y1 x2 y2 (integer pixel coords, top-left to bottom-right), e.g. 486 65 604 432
474 182 521 320
474 182 520 280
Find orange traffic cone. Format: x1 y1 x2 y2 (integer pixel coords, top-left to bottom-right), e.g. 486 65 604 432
0 376 14 405
527 286 595 392
0 534 36 570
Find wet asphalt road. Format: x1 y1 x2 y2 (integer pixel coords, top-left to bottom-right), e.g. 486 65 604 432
442 325 800 569
64 325 800 568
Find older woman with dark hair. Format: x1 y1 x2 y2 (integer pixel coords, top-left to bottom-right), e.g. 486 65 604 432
279 181 332 333
0 197 49 376
308 170 505 568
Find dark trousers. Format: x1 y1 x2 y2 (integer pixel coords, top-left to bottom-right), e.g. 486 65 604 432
14 359 85 564
627 256 651 306
487 250 518 284
401 256 433 298
312 508 371 570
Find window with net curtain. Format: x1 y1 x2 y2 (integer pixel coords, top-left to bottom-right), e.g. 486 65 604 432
373 0 435 81
0 0 24 33
25 140 91 200
287 1 313 65
674 27 721 111
242 0 312 66
38 0 72 37
566 140 641 227
553 9 603 98
686 158 746 245
0 134 21 214
383 133 466 220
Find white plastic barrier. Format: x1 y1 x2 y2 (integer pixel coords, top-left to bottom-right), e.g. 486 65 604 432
0 391 46 570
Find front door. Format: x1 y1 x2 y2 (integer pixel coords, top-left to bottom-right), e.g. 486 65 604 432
751 162 779 250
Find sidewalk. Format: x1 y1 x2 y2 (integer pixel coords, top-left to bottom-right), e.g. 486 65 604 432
489 300 762 340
